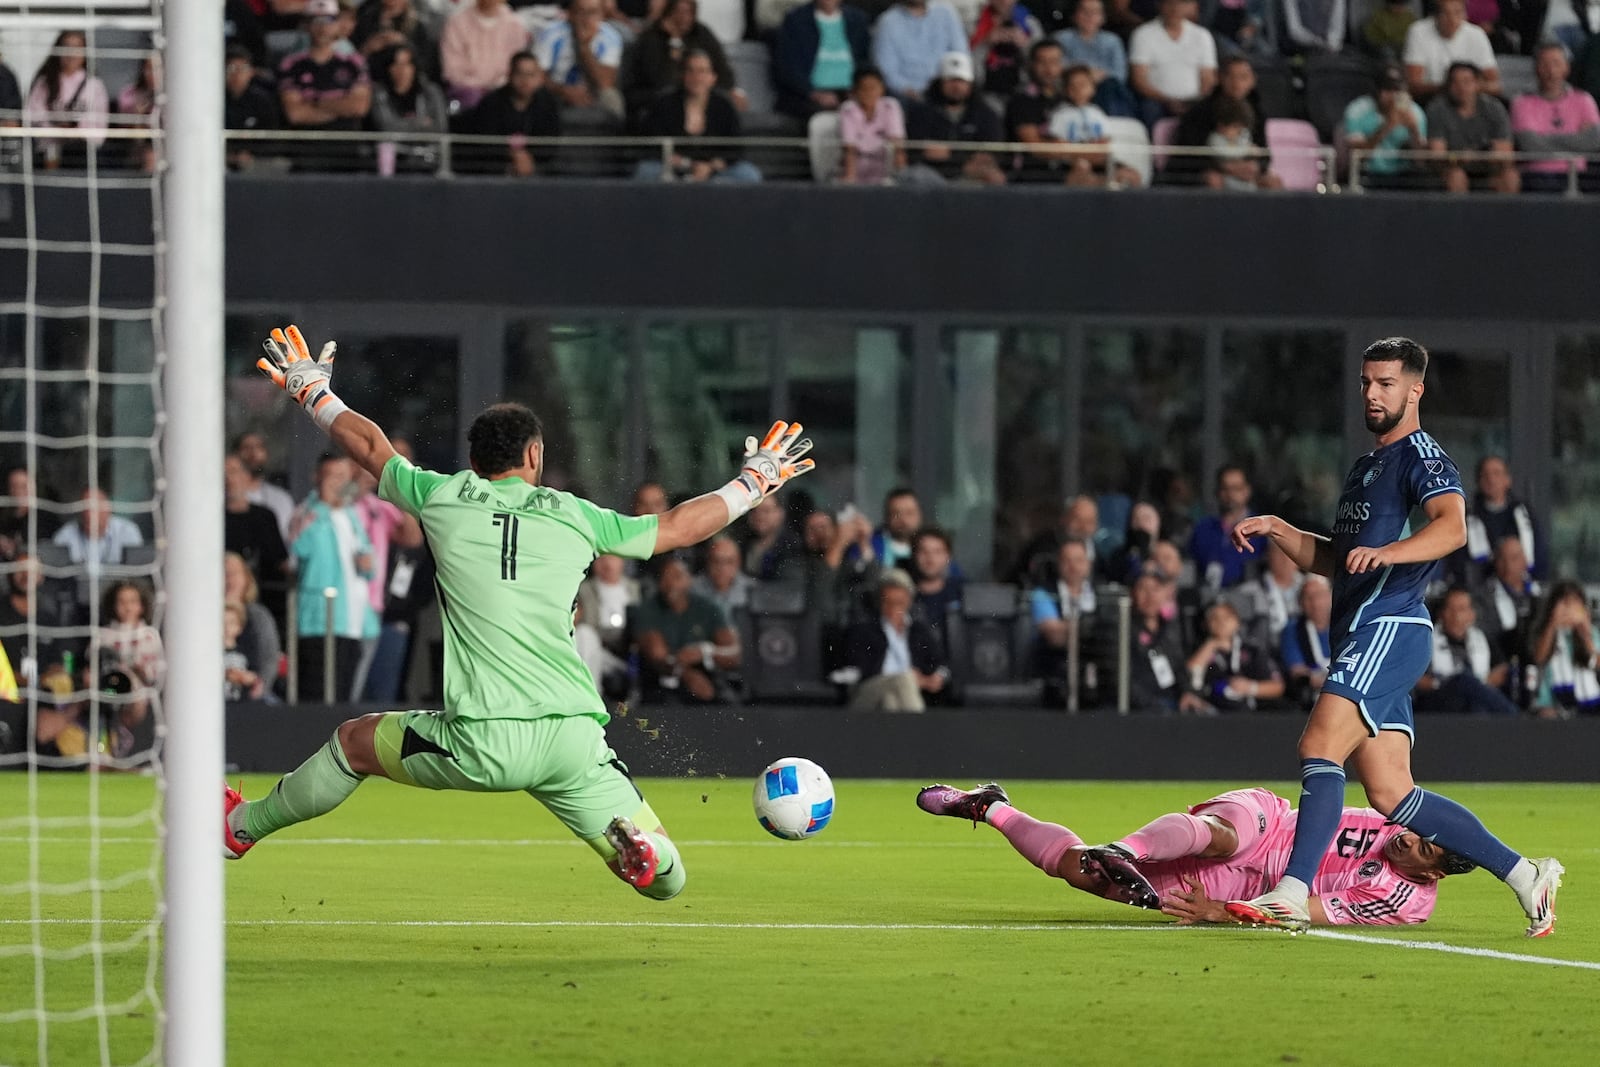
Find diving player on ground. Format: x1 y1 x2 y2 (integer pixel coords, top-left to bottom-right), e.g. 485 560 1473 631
1221 338 1562 936
918 783 1473 926
223 325 814 899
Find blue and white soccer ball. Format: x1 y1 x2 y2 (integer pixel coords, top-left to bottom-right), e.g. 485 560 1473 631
752 757 835 840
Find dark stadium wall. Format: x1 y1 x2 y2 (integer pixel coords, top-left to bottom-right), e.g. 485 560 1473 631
10 180 1600 320
226 703 1600 781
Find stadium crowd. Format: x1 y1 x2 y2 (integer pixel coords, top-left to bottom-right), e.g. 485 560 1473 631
12 433 1589 726
5 0 1600 187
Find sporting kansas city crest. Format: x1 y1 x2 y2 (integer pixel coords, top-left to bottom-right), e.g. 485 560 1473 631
1363 461 1385 487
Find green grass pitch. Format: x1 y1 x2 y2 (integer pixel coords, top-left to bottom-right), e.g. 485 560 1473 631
3 774 1597 1066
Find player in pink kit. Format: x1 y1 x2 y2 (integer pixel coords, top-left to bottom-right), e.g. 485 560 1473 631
917 783 1472 925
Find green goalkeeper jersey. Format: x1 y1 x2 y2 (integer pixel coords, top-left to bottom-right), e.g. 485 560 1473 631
379 455 658 723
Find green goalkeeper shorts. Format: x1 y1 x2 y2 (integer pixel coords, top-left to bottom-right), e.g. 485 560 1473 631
372 711 657 847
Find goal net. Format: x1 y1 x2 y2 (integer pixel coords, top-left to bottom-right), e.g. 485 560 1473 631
1 0 223 1062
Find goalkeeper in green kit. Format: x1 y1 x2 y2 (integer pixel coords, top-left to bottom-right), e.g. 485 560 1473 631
223 326 815 898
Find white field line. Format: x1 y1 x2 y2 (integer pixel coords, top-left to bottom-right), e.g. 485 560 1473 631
0 836 1003 848
4 917 1597 971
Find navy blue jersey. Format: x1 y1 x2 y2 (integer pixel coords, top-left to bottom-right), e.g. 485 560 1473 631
1329 430 1464 643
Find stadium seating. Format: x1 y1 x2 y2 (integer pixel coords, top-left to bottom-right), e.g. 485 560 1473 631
1104 117 1153 188
742 580 835 703
945 583 1041 705
1498 54 1538 100
1266 118 1325 190
1303 52 1378 143
1150 116 1179 172
727 41 778 117
808 110 843 184
1250 59 1297 121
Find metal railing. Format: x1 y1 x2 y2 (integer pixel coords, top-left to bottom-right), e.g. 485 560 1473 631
1346 146 1600 195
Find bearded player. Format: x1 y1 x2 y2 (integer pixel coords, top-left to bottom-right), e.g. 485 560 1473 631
918 783 1472 926
222 326 814 899
1222 338 1561 936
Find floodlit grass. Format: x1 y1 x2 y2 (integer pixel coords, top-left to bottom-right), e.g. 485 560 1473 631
3 774 1597 1065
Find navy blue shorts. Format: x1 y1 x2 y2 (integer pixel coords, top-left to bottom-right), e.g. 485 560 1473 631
1322 618 1434 742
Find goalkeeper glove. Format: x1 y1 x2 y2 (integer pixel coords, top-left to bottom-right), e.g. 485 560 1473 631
715 420 815 520
256 325 348 432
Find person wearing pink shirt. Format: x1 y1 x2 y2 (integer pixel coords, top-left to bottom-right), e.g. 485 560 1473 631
838 67 905 183
23 30 109 168
350 451 422 699
919 782 1473 926
441 0 532 109
1512 41 1600 193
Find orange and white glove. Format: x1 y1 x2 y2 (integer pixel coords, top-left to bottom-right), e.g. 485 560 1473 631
715 420 815 520
256 325 348 432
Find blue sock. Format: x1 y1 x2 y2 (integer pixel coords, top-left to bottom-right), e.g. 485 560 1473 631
1284 758 1346 887
1388 787 1521 880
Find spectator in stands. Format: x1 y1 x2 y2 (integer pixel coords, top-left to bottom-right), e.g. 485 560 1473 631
1031 537 1099 702
1415 586 1519 715
1512 42 1600 194
577 552 640 665
115 55 160 172
24 30 109 169
1128 571 1209 713
1342 64 1428 190
633 480 670 515
1 467 60 559
372 42 450 171
224 454 288 626
1105 0 1159 37
350 457 415 700
845 569 948 711
971 0 1043 96
223 600 266 702
693 534 757 615
1109 500 1162 584
1188 465 1262 591
224 551 282 697
94 579 165 691
623 0 741 121
225 45 281 171
1127 0 1216 127
839 67 907 182
635 49 762 181
234 432 295 543
462 52 562 175
636 556 740 703
289 454 377 703
1170 55 1280 190
440 0 530 109
1477 534 1539 670
780 507 880 626
1006 40 1069 183
1234 539 1303 646
536 0 626 119
1185 599 1284 711
1458 456 1548 582
1147 538 1188 591
278 0 373 157
1282 0 1346 55
910 526 963 651
354 0 440 83
1054 0 1132 118
0 52 22 128
1427 61 1519 193
0 554 69 687
1404 0 1500 103
1050 64 1139 185
1011 494 1114 586
1528 580 1600 716
53 488 144 568
865 487 924 573
774 0 871 119
874 0 969 102
1279 573 1331 711
1362 0 1417 58
739 494 795 578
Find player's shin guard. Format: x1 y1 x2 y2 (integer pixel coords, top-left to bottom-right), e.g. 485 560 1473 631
1387 787 1520 879
241 732 366 843
1283 758 1346 888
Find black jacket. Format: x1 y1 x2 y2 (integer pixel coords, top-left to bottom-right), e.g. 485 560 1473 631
774 2 872 116
641 89 745 161
845 616 945 679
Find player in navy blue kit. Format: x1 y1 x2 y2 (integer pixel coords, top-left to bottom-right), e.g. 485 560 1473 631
1220 339 1564 937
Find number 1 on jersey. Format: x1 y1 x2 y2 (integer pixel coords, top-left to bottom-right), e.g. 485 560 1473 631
492 512 520 580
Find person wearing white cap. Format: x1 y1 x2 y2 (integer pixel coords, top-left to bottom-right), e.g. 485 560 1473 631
902 50 1007 184
873 0 970 100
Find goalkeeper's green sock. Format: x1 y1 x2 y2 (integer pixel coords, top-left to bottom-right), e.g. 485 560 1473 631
238 732 366 843
639 831 686 901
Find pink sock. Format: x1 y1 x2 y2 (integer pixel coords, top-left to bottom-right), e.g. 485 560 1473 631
1115 812 1213 862
987 804 1083 877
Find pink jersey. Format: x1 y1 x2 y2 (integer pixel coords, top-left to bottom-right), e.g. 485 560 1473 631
1141 788 1437 925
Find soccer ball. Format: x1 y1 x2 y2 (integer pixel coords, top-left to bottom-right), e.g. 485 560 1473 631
752 757 835 840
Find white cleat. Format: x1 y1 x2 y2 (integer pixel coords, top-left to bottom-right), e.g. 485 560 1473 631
1519 858 1564 939
1225 887 1311 934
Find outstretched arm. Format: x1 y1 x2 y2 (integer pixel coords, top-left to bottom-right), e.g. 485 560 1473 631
256 325 396 482
654 421 815 555
1231 515 1337 578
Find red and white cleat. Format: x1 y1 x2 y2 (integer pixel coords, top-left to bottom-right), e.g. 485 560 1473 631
1225 887 1311 933
1520 858 1564 938
223 782 255 860
604 816 658 889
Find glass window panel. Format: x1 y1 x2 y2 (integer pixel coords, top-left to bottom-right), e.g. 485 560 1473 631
937 326 1063 579
1553 335 1600 579
1082 327 1205 544
1419 349 1510 482
1220 330 1344 530
505 318 631 509
642 321 770 502
783 321 913 518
